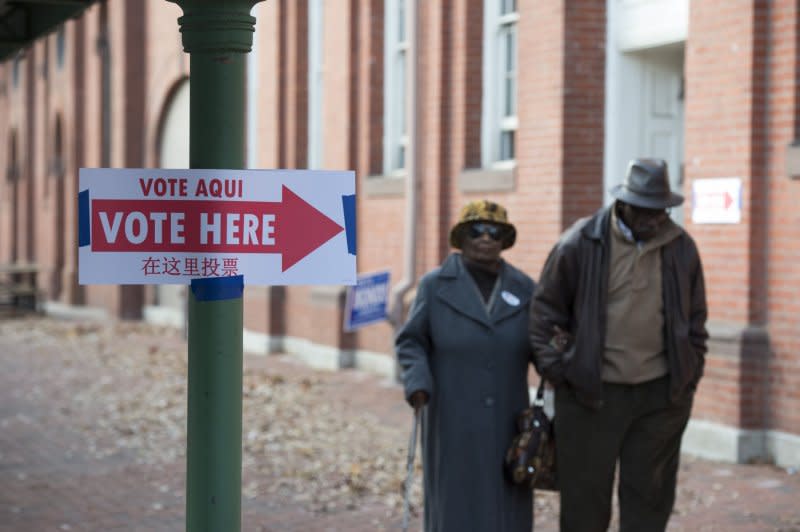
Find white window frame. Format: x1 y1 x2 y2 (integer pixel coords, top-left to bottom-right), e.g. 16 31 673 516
481 0 519 168
308 0 325 169
383 0 409 175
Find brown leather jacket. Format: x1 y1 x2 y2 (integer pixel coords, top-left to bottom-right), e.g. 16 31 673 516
529 206 709 408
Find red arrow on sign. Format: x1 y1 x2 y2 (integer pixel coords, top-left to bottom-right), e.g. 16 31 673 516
90 185 345 271
276 187 345 270
696 190 734 210
723 191 733 209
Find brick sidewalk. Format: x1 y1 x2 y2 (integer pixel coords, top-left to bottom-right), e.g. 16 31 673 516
0 318 415 532
1 317 800 531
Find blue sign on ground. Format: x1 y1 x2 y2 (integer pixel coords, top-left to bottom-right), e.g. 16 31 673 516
343 270 391 331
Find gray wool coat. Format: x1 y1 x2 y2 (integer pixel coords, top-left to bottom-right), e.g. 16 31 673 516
396 253 535 532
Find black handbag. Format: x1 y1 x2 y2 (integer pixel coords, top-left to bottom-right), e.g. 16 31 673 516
504 381 558 491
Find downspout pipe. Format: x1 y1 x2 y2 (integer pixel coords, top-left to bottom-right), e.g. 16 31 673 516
389 0 420 330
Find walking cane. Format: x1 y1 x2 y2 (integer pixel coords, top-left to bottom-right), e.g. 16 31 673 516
402 408 421 532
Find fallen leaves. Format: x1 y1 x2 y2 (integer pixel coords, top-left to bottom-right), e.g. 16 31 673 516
4 317 800 531
0 317 422 516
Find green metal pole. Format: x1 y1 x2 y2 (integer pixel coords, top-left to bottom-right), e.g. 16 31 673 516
170 2 262 531
186 282 243 531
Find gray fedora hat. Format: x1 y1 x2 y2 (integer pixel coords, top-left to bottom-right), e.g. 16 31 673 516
609 158 684 209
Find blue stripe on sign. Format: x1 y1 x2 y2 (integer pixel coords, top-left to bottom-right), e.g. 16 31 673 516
78 190 90 247
342 194 356 255
190 275 244 301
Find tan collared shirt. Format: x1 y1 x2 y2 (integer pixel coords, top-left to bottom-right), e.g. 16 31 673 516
602 209 682 384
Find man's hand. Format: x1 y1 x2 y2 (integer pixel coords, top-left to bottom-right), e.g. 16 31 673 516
549 324 571 352
409 390 429 413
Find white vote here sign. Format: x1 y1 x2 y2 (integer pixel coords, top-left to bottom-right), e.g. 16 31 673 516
691 177 742 224
79 168 357 286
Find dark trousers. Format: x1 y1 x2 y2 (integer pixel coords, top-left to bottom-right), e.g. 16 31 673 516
555 376 692 532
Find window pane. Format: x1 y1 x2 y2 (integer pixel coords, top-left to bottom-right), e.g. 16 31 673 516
12 57 20 88
486 0 518 166
396 145 406 171
57 26 66 69
500 130 515 160
398 0 406 41
505 27 516 71
398 51 407 136
505 77 514 117
501 0 517 15
501 27 516 117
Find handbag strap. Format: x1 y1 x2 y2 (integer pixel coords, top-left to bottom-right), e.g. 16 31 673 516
532 379 547 407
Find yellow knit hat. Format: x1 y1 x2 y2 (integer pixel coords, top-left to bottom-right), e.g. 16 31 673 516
449 199 517 250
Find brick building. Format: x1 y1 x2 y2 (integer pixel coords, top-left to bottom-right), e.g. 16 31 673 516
0 0 798 466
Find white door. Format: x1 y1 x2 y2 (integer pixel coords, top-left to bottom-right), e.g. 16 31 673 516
638 45 685 223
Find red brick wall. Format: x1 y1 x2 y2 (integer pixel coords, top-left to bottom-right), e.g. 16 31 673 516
511 0 604 276
685 1 758 326
0 12 99 306
462 0 483 171
243 2 281 336
323 0 354 171
686 0 800 438
764 0 800 436
145 0 187 168
433 0 456 264
561 0 605 228
0 61 10 266
23 46 36 265
80 4 119 314
66 16 86 305
1 0 798 446
513 0 565 274
416 0 446 276
37 33 70 302
278 0 308 169
33 40 51 289
0 58 23 267
684 0 761 429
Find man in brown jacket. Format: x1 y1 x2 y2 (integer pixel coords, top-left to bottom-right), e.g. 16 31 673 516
529 158 708 532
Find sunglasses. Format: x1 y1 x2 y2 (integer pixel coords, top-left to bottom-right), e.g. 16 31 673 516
468 223 504 241
626 204 670 224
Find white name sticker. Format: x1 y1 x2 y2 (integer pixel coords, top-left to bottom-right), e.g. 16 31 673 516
501 290 520 307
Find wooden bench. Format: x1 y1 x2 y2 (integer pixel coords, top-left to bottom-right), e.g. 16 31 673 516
0 263 42 315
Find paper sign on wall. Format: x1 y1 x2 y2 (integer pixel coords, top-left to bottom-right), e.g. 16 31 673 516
691 177 742 224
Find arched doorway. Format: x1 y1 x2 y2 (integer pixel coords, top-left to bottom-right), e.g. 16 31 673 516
152 78 190 327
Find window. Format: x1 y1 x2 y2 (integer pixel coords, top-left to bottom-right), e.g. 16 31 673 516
482 0 518 167
56 25 66 69
383 0 409 175
7 131 18 182
41 40 49 80
12 55 21 89
308 0 324 169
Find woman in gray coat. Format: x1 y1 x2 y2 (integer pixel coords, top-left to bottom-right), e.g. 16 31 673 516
396 200 536 531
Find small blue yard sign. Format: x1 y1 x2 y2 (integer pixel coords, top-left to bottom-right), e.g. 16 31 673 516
343 270 390 331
